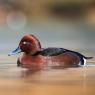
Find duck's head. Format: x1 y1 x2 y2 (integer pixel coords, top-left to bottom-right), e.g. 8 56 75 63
8 34 41 56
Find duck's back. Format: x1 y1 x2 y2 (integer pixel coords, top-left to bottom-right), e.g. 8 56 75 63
40 48 66 56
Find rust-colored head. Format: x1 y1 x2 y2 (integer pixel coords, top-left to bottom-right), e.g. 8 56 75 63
19 34 41 54
9 34 41 55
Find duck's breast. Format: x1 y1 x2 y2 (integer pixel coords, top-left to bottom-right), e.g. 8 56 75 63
19 53 46 69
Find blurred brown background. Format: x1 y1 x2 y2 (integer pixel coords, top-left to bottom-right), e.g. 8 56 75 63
0 0 95 23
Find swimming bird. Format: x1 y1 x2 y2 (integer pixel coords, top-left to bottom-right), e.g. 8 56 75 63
9 34 93 69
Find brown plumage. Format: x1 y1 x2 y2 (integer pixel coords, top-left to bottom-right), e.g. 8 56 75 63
9 34 93 70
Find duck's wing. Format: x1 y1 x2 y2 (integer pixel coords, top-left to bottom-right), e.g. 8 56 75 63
40 48 67 56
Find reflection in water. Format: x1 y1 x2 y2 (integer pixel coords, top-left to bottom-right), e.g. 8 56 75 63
0 62 95 95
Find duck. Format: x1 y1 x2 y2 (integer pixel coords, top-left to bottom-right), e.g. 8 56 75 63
8 34 93 70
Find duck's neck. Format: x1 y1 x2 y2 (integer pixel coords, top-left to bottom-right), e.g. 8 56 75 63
32 51 42 56
25 48 42 56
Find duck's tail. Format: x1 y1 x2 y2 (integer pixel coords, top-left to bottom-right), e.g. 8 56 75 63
64 49 93 60
83 56 93 59
74 52 93 60
64 49 93 65
74 54 93 66
70 51 93 65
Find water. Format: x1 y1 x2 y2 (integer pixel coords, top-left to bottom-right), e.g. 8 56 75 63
0 56 95 95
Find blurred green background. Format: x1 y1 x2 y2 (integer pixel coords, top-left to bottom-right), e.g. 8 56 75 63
0 0 95 54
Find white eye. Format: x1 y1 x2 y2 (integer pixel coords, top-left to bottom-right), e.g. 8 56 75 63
23 42 27 44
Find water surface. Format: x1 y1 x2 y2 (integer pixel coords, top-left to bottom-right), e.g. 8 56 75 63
0 56 95 95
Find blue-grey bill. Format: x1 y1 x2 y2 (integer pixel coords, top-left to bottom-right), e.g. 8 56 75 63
8 46 22 56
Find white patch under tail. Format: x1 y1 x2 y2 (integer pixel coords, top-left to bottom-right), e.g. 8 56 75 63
83 58 87 67
79 58 87 67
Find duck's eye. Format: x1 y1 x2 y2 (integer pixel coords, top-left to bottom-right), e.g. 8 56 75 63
23 41 27 45
22 41 31 45
22 41 35 48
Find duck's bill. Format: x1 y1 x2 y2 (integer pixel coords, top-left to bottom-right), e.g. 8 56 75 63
8 46 22 56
